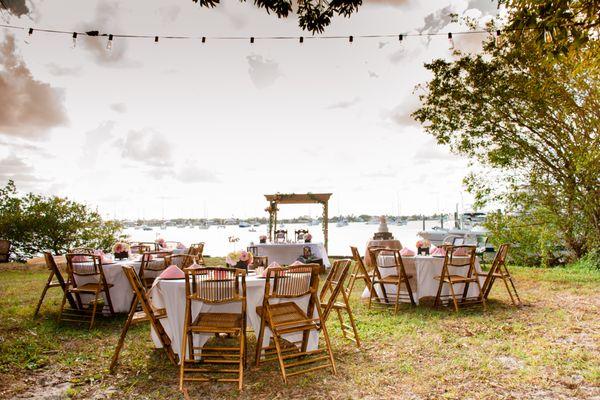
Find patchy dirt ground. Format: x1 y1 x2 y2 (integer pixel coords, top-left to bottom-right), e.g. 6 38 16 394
1 262 598 399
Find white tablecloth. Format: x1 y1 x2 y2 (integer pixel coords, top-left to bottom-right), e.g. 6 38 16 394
73 258 169 313
254 243 330 268
149 275 319 362
361 255 484 305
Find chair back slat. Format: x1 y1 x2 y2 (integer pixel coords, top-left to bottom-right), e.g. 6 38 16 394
43 252 77 309
266 264 318 299
442 245 477 268
184 266 246 304
481 243 510 294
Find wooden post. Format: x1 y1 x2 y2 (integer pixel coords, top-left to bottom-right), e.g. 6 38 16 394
323 202 329 253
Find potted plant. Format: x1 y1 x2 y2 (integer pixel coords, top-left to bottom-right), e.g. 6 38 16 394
112 242 130 260
259 235 267 244
226 250 254 271
304 233 312 243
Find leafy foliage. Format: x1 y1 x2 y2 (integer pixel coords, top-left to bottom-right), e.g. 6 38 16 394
500 0 600 55
0 180 122 260
192 0 362 33
413 29 599 264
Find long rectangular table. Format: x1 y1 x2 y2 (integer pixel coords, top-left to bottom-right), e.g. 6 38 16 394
254 243 330 268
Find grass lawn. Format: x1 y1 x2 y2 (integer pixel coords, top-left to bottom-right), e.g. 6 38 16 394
0 259 599 399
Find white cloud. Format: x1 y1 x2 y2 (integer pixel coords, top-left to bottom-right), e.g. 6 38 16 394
121 128 172 167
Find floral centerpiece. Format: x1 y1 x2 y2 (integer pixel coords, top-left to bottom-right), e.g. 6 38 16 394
304 233 312 243
226 250 254 271
416 239 431 256
112 242 130 260
259 235 267 244
156 238 167 249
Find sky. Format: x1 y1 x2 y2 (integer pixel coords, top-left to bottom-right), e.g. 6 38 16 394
0 0 501 220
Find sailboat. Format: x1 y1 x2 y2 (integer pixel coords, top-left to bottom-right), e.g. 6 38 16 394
199 202 210 229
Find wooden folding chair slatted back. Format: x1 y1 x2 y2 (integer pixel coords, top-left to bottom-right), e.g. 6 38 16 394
319 259 361 347
180 266 247 391
59 253 115 329
252 256 268 270
368 249 415 314
138 251 172 289
478 244 521 306
188 242 205 265
433 245 486 312
34 252 77 317
348 246 373 295
255 264 336 383
274 229 287 243
110 265 177 372
130 243 153 254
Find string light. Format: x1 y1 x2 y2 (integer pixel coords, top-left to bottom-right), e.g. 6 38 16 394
0 22 578 48
106 33 113 51
495 29 502 47
24 27 33 44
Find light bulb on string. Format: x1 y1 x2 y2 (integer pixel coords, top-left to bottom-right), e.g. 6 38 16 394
106 34 113 51
398 34 403 43
202 37 206 43
495 30 502 47
448 32 454 49
154 36 159 43
72 32 78 48
299 36 304 44
24 27 33 44
349 35 353 43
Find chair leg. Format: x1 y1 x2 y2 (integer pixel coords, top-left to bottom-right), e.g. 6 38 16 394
57 291 68 324
272 333 288 383
501 276 517 306
447 282 459 312
110 297 138 373
317 302 337 376
254 315 266 366
507 275 522 306
179 306 191 391
238 330 244 391
394 282 401 315
34 272 55 317
474 278 486 311
434 279 444 308
89 291 100 330
342 292 361 348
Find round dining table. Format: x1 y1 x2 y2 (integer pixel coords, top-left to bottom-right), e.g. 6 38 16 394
361 254 484 305
148 274 319 362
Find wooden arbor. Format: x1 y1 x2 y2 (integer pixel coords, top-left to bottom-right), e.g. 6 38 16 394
264 193 332 252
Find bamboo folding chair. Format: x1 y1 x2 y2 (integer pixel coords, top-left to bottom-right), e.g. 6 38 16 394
348 246 373 295
368 249 415 314
110 266 178 372
138 251 172 289
189 243 205 265
34 252 77 317
254 264 336 383
252 256 268 271
246 246 258 256
168 243 204 270
476 244 521 306
130 243 153 254
180 267 247 391
58 253 115 329
319 259 361 348
433 245 486 312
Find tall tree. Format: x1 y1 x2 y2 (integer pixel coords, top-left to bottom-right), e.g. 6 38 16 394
413 32 599 262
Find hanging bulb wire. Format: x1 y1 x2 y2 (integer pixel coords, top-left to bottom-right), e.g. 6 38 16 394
107 34 113 51
72 32 77 48
544 30 553 43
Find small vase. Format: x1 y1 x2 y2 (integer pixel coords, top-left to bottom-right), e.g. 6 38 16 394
304 239 311 243
259 239 267 244
114 251 129 260
234 260 249 271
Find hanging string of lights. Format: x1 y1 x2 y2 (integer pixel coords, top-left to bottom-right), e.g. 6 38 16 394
0 22 559 49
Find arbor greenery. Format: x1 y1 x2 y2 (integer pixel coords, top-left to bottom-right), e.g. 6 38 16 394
0 180 122 260
413 27 599 265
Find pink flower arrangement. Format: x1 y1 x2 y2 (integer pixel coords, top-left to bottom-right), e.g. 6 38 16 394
157 238 167 248
259 235 267 241
112 242 130 253
226 250 254 267
416 239 431 248
305 233 312 241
